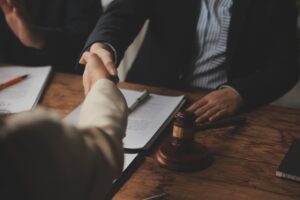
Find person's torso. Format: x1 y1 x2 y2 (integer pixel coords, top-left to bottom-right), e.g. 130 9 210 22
127 0 278 89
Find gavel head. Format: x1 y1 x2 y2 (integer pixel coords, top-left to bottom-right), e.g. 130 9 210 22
173 111 197 140
155 111 213 171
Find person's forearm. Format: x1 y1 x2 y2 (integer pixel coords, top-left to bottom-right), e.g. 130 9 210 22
79 79 128 140
79 79 127 177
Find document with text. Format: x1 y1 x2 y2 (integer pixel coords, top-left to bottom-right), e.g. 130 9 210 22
64 89 185 151
121 89 185 150
0 66 52 113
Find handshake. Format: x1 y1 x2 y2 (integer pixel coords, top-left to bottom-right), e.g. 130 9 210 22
79 43 118 96
80 42 243 125
0 0 243 124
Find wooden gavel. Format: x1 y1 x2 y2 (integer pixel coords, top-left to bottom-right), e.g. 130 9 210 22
155 111 246 171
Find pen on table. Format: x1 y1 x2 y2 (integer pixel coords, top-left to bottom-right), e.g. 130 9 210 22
128 90 150 113
142 193 168 200
0 74 29 91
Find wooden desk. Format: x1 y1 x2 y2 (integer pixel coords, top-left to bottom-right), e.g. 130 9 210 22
41 73 300 200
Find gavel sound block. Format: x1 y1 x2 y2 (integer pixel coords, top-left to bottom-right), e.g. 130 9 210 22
155 111 213 171
155 111 246 171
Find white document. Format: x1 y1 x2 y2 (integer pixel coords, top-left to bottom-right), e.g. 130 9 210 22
0 66 52 113
121 89 185 150
123 153 139 171
64 88 185 150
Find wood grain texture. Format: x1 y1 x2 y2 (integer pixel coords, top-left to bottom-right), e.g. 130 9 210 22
41 73 300 200
40 73 84 117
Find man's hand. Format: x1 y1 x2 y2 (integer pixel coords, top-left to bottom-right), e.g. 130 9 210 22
87 42 117 76
186 87 243 125
80 52 113 95
0 0 44 49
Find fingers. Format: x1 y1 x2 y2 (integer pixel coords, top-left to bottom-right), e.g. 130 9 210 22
79 51 90 65
195 106 221 124
81 52 116 95
193 103 214 117
82 52 107 73
82 68 91 96
187 97 218 124
0 0 13 14
92 48 117 76
81 52 94 95
209 109 227 122
186 88 243 125
186 98 207 112
80 46 117 78
80 52 105 67
188 99 221 124
82 54 89 95
0 0 19 11
89 42 117 76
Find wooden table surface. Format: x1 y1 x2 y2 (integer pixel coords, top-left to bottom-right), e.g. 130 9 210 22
41 73 300 200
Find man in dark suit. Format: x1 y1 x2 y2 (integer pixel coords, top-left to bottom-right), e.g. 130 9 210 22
0 0 101 72
81 0 299 124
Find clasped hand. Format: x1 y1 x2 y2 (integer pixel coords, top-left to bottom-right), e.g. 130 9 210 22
80 51 116 95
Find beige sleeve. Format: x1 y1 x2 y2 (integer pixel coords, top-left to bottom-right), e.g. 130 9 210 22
1 79 128 200
79 79 128 177
80 79 128 140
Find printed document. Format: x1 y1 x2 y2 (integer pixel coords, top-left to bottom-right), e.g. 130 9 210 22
64 88 185 150
0 66 52 113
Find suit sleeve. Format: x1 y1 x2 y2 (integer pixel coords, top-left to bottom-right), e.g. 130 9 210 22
0 80 128 200
83 0 149 65
227 0 299 110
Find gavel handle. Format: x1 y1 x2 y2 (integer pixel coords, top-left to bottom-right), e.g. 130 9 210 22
196 116 246 131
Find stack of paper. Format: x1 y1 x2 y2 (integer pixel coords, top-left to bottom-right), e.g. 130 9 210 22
0 66 52 113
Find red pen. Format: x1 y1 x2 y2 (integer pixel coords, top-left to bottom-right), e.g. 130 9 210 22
0 74 29 91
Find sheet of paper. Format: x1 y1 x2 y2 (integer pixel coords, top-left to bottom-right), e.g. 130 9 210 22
121 89 185 149
0 66 52 113
123 153 138 171
64 89 185 150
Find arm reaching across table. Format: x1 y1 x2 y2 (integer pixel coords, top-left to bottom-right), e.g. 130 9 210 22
0 54 128 200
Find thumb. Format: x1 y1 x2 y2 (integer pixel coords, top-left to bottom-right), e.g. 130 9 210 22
79 52 90 65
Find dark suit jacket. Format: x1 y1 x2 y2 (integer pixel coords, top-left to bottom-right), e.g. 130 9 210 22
85 0 299 110
0 0 101 72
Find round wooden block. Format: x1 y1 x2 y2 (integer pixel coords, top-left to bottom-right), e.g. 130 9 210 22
155 138 213 171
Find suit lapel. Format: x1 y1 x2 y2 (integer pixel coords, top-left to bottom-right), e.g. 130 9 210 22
226 0 252 65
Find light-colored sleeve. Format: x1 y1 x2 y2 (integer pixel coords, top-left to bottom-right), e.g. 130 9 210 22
1 79 128 200
79 78 128 177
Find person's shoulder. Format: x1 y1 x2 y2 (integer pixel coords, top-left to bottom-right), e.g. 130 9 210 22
2 108 65 141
